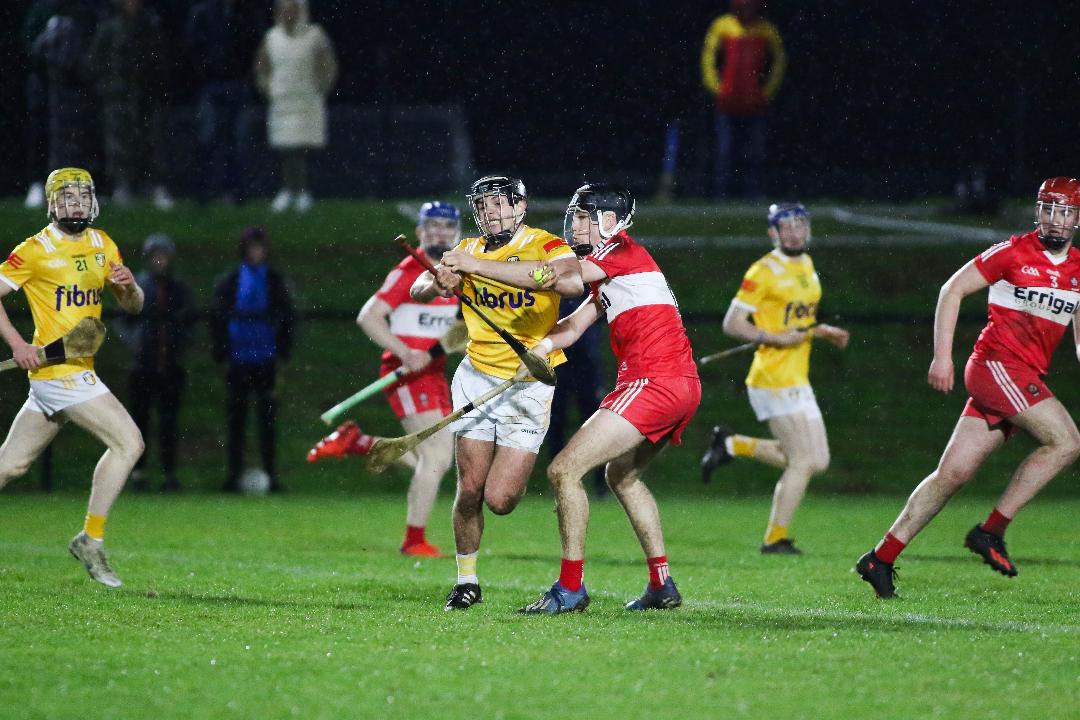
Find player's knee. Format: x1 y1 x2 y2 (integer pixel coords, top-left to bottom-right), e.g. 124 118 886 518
934 465 973 491
484 490 521 516
809 453 830 476
1056 431 1080 464
547 462 581 490
0 458 31 485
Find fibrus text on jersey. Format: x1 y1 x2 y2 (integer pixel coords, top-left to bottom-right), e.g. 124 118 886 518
54 285 102 311
473 287 536 309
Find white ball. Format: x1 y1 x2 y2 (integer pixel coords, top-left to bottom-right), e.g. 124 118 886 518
238 468 271 496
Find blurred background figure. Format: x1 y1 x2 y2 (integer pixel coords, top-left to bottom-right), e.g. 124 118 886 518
127 234 194 492
31 0 104 182
21 0 54 209
185 0 265 204
255 0 338 214
547 294 608 498
90 0 174 210
701 0 785 199
212 226 295 493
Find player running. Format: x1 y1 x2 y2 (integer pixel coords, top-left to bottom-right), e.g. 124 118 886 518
700 202 849 554
856 177 1080 598
0 168 145 587
307 202 462 557
518 183 700 614
412 175 583 610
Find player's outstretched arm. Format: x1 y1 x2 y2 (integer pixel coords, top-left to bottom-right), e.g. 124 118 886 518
929 259 987 392
0 285 41 369
527 297 602 367
357 295 430 373
722 299 806 348
441 253 584 297
107 262 144 315
812 323 850 349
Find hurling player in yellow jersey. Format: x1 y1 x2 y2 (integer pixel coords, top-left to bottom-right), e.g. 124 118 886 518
700 203 849 554
0 168 144 587
412 175 582 610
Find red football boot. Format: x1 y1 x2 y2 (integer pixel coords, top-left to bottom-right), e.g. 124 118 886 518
307 421 375 462
401 541 443 558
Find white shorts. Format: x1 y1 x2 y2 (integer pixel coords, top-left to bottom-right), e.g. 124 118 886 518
449 357 554 453
747 384 821 422
24 371 111 419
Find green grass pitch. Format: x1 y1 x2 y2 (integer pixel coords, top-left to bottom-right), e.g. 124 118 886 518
1 494 1078 718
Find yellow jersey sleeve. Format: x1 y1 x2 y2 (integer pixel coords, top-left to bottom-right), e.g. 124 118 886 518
0 239 41 291
732 260 771 311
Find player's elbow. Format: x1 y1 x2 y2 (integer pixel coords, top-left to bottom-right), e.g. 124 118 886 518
554 276 585 298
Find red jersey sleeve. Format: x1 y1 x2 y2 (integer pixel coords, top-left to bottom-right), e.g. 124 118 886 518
974 238 1017 284
374 264 415 309
586 236 655 280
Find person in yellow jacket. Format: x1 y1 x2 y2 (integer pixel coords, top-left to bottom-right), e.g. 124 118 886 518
700 0 786 198
0 168 145 587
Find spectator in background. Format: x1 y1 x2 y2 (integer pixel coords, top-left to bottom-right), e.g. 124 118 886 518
700 0 785 199
255 0 338 214
22 0 54 209
185 0 266 204
127 234 194 492
90 0 174 210
548 294 608 498
212 227 294 493
31 0 103 177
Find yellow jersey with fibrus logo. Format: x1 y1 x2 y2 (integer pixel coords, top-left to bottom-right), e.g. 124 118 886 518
453 225 576 379
731 249 821 389
0 225 123 380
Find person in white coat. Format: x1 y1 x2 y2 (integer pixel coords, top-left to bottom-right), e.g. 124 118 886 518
254 0 337 213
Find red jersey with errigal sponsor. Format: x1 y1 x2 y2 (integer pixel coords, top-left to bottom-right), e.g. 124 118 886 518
373 253 459 373
971 231 1080 376
585 232 698 382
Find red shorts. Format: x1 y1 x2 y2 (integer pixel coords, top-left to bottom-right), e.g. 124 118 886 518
600 375 701 445
381 369 452 419
962 358 1052 437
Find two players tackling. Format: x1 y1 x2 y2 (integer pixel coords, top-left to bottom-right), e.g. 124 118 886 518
412 176 584 610
857 177 1080 598
517 184 700 613
0 168 144 587
307 202 462 557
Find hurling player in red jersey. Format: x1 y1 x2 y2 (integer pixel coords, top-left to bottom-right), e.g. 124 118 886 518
307 202 460 557
857 177 1080 598
518 184 701 614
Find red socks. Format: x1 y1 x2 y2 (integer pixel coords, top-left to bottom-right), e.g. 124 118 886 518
647 555 669 589
404 525 426 547
981 507 1012 537
559 559 584 592
874 533 906 564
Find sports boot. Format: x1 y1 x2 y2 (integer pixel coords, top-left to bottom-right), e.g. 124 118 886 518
307 421 375 462
700 426 732 483
855 550 898 599
68 532 122 588
964 525 1018 577
519 582 590 614
625 577 682 610
444 583 482 610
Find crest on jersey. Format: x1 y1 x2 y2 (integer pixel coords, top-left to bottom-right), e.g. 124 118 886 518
1072 277 1078 289
95 253 105 267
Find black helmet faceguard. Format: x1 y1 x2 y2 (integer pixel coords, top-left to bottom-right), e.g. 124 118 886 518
467 176 528 250
563 183 636 256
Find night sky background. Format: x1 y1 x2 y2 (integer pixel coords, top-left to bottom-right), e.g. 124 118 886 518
1 1 1078 198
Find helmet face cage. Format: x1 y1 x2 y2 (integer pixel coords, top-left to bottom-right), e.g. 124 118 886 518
767 202 811 256
563 184 636 256
467 176 527 246
46 168 99 234
1033 178 1080 251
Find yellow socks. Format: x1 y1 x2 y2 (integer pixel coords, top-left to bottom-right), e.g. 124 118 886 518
456 552 478 585
764 523 789 546
729 435 759 458
83 513 107 541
